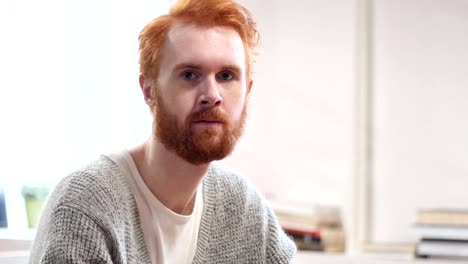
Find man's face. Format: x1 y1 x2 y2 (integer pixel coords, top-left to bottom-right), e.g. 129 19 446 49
153 23 251 165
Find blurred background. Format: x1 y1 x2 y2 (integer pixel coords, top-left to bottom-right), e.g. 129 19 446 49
0 0 467 257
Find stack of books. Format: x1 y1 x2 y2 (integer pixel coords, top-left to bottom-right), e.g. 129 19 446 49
413 208 468 259
270 199 345 252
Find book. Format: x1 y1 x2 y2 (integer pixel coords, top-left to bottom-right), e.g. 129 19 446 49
270 200 341 228
417 209 468 226
413 224 468 241
282 224 345 252
283 226 321 238
269 199 345 252
320 228 346 252
287 229 323 251
292 238 324 251
416 239 468 259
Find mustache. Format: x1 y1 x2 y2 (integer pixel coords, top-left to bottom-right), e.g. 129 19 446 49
187 108 229 124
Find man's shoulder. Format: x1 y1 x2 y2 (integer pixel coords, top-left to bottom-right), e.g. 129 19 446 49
199 162 297 262
30 156 147 263
207 162 254 191
48 155 131 212
205 162 266 208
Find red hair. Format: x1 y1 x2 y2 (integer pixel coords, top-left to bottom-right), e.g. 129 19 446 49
138 0 259 82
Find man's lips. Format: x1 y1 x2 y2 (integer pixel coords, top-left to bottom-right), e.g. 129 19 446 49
193 120 223 123
192 120 224 128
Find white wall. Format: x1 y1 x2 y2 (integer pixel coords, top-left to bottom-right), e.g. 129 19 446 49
228 0 355 214
372 0 468 242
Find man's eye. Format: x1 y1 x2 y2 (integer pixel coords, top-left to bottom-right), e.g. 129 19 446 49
217 71 234 81
181 71 198 80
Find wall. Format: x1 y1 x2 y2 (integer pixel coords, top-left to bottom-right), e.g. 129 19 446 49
0 0 172 234
226 0 355 223
372 0 468 242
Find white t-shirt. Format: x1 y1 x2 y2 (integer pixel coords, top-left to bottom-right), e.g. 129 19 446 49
108 150 203 264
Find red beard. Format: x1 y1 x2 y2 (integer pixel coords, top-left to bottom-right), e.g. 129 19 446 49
153 92 247 165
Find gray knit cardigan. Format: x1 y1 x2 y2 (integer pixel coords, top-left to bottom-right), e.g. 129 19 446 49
29 156 296 263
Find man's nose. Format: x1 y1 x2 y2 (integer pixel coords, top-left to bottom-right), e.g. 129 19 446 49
198 76 222 108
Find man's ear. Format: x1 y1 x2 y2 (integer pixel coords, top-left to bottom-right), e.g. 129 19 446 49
247 79 253 95
139 74 154 106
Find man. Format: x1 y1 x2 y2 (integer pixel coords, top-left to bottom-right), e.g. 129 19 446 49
29 0 296 263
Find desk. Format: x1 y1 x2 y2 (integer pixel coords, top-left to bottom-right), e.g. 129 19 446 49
296 251 467 264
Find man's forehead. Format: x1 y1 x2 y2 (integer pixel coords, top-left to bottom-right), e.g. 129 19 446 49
162 22 246 70
166 22 240 43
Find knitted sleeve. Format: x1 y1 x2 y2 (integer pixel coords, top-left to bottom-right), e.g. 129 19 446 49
264 203 297 263
29 205 116 264
29 157 150 264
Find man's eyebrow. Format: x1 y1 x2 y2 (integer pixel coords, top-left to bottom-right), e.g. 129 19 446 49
172 63 243 74
222 65 242 74
172 63 202 73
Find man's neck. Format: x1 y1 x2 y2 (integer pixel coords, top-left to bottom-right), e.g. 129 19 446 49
129 136 209 215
